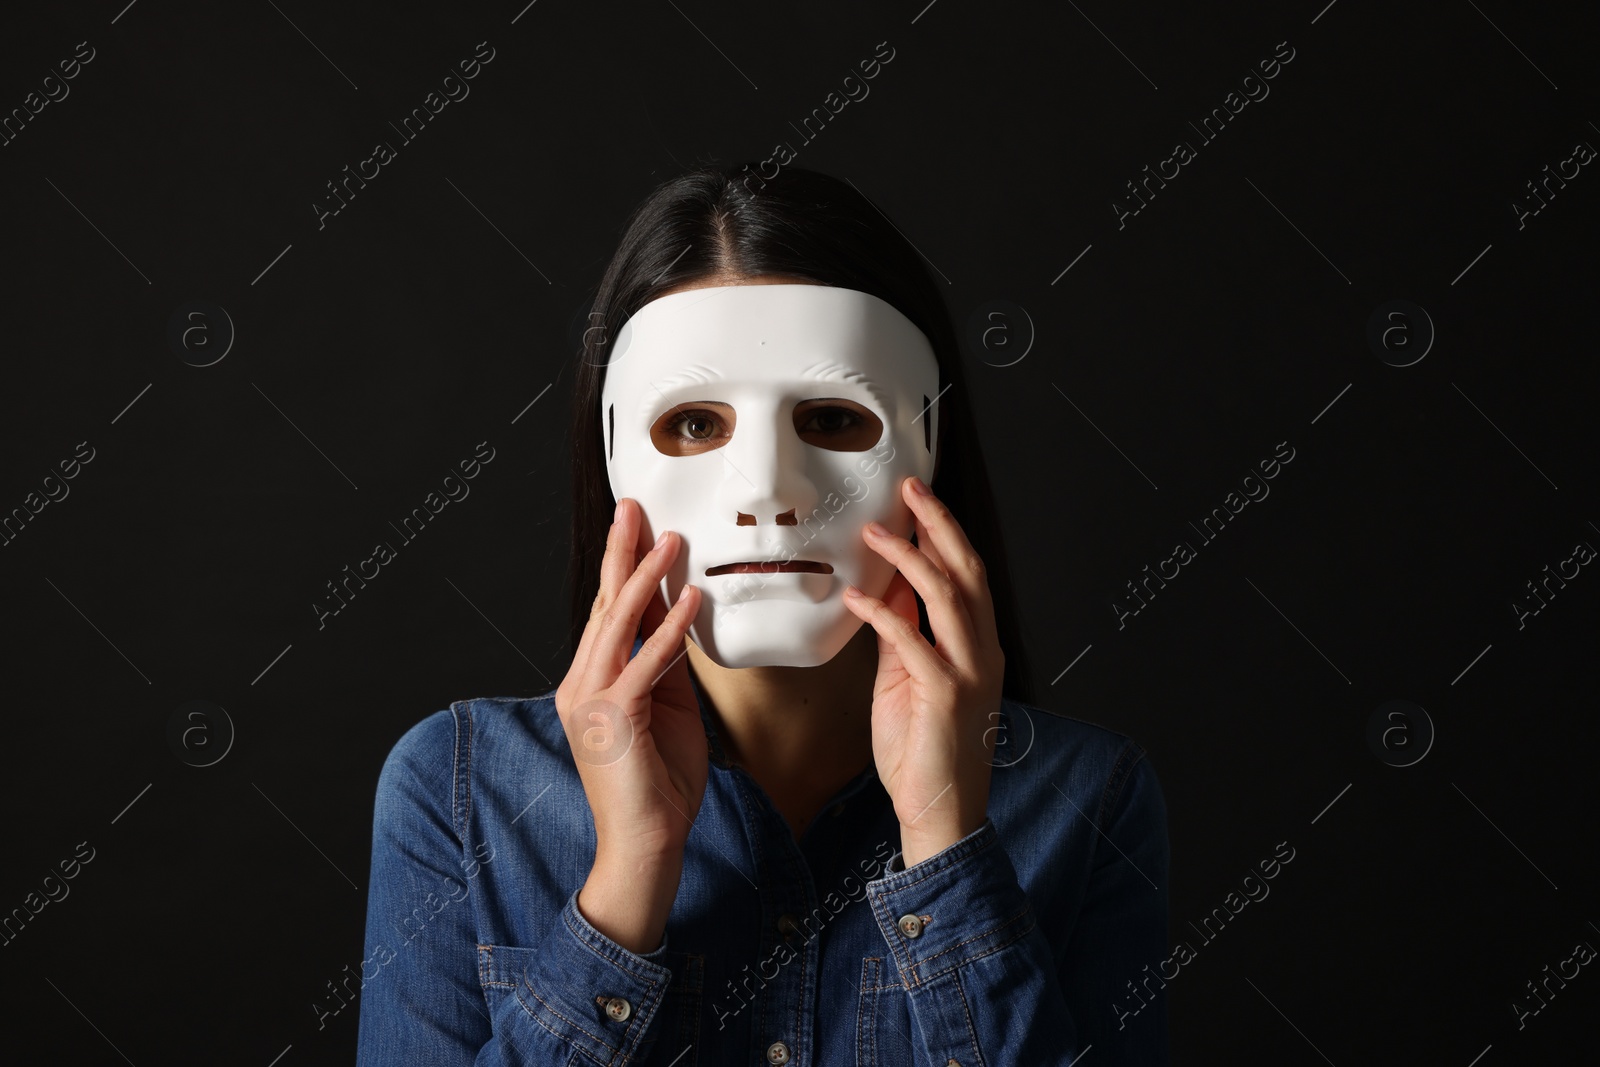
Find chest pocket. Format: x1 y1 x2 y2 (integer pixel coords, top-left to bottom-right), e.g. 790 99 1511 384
477 944 705 1066
856 956 916 1067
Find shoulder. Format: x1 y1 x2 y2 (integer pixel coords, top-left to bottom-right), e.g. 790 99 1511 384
994 697 1163 818
382 689 564 761
371 706 462 838
988 698 1168 887
449 689 568 767
374 690 570 825
380 704 460 772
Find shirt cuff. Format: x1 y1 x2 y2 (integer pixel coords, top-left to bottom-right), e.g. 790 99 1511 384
509 887 674 1061
865 818 1036 988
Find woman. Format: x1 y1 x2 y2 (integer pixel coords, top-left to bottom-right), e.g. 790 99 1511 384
356 163 1170 1066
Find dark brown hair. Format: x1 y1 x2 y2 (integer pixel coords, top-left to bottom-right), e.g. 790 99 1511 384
564 162 1034 703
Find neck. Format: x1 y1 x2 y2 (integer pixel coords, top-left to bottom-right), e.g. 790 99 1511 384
685 624 878 805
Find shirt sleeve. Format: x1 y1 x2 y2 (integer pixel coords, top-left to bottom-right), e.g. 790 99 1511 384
864 747 1171 1066
354 707 681 1066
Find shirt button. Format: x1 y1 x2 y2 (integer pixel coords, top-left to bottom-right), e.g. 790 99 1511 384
897 913 925 938
830 801 846 817
777 914 801 942
603 996 632 1022
765 1041 792 1064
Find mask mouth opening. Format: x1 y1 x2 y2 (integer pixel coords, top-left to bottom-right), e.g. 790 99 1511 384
704 560 835 576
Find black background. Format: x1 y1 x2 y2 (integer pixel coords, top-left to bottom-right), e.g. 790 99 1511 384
1 1 1595 1064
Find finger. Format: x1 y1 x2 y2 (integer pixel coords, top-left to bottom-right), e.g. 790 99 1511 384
616 584 700 695
867 572 918 678
585 527 683 688
902 477 1001 651
907 491 950 578
570 500 638 679
637 564 672 642
912 515 948 577
596 499 646 614
843 579 949 683
863 518 980 670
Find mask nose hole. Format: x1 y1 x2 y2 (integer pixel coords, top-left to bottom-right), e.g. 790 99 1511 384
736 510 799 526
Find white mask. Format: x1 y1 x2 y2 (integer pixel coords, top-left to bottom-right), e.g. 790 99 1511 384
600 284 941 668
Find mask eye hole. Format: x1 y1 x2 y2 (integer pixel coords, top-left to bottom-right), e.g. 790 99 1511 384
650 402 735 456
794 398 883 453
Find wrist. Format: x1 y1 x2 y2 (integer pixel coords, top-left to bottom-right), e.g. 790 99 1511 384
579 850 683 955
899 813 987 869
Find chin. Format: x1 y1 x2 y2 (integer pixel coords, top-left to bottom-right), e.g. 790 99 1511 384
690 600 866 669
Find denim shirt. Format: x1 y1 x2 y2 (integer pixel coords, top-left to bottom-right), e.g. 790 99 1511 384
355 665 1170 1066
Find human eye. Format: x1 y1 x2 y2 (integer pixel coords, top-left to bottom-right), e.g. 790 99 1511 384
667 409 726 441
793 399 883 452
649 402 734 456
798 407 861 433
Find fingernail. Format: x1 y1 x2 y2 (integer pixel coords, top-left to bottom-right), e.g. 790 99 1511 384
843 585 864 598
865 521 890 538
613 500 623 524
676 584 692 604
654 530 669 551
909 476 932 496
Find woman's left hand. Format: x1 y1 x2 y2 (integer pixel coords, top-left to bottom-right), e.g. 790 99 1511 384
842 475 1005 869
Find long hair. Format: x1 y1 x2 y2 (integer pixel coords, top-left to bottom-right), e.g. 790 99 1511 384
564 162 1035 703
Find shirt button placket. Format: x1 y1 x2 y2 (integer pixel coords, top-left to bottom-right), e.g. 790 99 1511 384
756 789 819 1067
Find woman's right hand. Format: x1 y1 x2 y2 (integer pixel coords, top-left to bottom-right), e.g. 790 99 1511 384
555 498 708 870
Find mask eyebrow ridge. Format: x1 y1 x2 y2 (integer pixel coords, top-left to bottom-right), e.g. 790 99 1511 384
801 361 890 413
637 364 724 418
